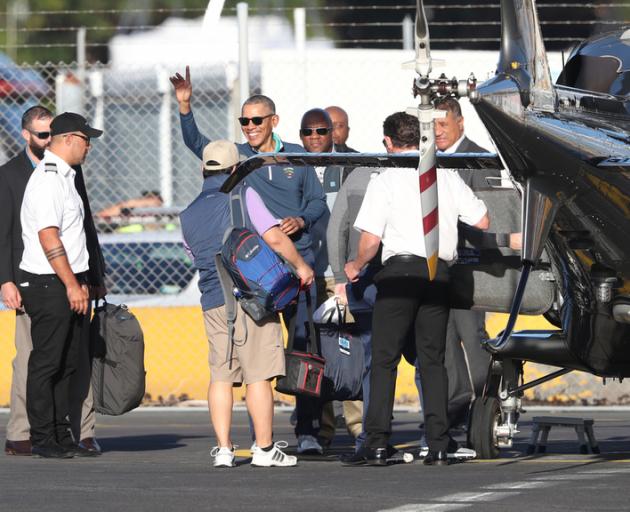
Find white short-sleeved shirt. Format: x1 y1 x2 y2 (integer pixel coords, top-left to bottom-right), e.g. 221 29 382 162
20 150 89 274
354 166 487 264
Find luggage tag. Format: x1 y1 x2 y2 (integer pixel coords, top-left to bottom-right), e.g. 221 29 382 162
339 335 351 356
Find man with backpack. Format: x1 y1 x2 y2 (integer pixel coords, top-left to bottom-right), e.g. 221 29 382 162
170 67 327 455
180 140 314 468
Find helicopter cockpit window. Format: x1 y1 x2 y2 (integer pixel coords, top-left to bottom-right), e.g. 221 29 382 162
556 55 628 97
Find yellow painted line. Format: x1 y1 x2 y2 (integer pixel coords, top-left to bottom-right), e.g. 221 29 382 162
470 458 630 464
234 449 253 457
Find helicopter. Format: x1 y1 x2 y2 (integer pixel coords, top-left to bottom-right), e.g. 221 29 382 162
222 0 630 459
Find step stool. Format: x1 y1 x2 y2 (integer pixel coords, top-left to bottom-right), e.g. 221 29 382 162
527 416 600 455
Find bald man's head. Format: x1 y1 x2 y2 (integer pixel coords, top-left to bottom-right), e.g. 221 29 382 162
300 108 333 153
325 106 350 146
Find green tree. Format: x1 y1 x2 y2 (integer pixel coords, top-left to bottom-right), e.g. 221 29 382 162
2 0 324 64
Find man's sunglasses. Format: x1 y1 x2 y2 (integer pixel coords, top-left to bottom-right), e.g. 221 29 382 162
28 130 51 140
238 114 274 126
67 133 91 145
300 127 331 136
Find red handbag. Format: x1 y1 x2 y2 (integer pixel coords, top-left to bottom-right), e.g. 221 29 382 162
275 292 325 397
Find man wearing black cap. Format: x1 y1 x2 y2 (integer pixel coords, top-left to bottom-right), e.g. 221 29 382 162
18 112 103 459
1 107 105 457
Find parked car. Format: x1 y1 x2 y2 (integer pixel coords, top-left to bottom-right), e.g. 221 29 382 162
0 52 50 160
99 230 201 307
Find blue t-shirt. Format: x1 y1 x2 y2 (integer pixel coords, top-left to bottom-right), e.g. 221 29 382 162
179 111 327 253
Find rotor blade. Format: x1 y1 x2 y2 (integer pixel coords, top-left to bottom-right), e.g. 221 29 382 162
418 140 439 280
415 0 432 76
220 152 504 193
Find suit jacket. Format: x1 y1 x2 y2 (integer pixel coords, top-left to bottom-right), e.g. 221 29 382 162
321 142 359 192
454 137 512 248
0 149 106 287
454 136 501 190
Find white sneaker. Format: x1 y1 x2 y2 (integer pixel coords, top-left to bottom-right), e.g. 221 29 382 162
418 436 476 460
449 446 476 460
251 441 297 467
211 446 235 467
297 434 323 455
419 435 429 458
250 442 257 454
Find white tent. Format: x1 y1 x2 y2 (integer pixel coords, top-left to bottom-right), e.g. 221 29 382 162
109 15 332 70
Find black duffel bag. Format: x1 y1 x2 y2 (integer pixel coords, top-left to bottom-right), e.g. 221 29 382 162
317 303 364 401
90 299 146 415
276 292 325 398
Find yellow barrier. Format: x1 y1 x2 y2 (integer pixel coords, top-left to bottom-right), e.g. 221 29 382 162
0 307 555 407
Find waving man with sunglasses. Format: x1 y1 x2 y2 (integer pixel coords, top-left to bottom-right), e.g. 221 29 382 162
170 66 326 254
170 67 326 450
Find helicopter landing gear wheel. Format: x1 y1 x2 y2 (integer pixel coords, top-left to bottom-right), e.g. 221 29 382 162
468 396 502 459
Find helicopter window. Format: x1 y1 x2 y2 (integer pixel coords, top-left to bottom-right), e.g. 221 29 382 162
556 55 628 97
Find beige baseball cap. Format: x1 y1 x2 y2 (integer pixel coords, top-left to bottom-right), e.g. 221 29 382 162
202 140 240 171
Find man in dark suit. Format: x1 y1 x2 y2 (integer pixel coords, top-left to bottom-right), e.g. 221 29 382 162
432 97 501 430
325 106 358 186
325 106 357 154
0 106 105 456
299 107 364 449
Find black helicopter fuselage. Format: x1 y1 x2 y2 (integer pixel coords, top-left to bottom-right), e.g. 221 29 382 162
474 34 630 376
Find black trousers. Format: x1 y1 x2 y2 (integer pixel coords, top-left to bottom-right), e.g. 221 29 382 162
366 257 450 452
19 271 88 447
445 309 491 427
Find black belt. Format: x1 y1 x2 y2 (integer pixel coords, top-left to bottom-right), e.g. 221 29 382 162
21 270 88 282
385 254 426 266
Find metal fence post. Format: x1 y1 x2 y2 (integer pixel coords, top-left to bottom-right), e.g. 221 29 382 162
294 7 308 111
237 2 250 144
403 15 414 50
157 67 173 207
88 69 104 131
77 27 87 114
294 7 306 54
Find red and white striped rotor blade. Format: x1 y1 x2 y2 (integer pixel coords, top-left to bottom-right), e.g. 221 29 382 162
418 125 439 281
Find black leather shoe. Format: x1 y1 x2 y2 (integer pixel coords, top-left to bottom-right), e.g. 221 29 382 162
32 442 74 459
61 443 101 457
5 440 32 456
78 438 102 455
340 447 387 466
423 450 449 466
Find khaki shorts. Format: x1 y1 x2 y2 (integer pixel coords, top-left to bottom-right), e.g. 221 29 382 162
203 303 285 385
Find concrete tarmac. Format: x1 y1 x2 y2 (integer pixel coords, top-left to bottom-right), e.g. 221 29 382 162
1 407 630 512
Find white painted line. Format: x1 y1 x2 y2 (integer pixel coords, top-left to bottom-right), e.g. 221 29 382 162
530 474 598 481
577 468 630 474
379 504 470 512
388 405 630 413
524 406 630 412
436 491 518 502
483 481 555 490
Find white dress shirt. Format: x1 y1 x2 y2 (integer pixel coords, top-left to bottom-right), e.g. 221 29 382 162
354 166 487 264
20 150 89 275
440 133 466 154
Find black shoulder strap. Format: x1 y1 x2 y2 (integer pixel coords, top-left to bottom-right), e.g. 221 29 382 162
228 186 245 228
228 184 253 228
219 185 253 369
215 254 247 369
223 185 252 244
286 291 319 355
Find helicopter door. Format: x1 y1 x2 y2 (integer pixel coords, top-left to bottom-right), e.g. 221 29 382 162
449 187 555 315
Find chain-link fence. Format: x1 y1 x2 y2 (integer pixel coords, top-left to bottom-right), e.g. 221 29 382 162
1 3 629 405
0 54 267 403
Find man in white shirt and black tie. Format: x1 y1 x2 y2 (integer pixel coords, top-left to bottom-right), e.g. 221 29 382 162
342 112 489 467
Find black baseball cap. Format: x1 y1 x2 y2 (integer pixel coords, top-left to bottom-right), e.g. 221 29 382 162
50 112 103 138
